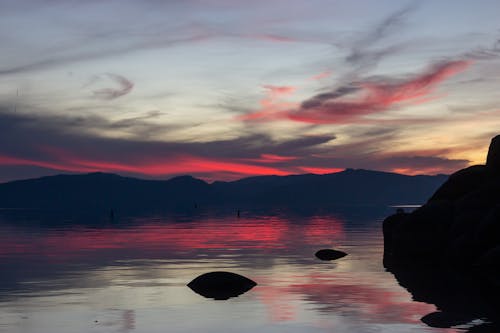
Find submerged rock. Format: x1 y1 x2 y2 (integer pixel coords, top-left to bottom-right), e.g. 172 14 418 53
315 249 347 261
187 271 257 300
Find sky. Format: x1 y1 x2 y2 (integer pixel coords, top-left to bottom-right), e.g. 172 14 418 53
1 0 500 182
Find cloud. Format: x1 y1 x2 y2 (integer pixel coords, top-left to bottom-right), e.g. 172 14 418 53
352 3 415 50
465 37 500 60
300 85 361 109
259 154 298 162
242 59 471 124
308 71 332 81
309 136 470 176
238 85 298 121
0 106 471 182
344 3 417 70
0 34 209 76
243 34 299 43
91 73 134 100
0 108 339 181
261 85 296 98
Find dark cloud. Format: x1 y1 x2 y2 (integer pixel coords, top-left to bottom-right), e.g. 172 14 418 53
0 107 468 182
465 37 500 60
300 85 360 109
345 3 417 70
353 3 416 49
0 108 337 181
91 73 134 100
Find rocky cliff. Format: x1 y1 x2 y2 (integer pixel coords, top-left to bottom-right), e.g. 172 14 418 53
383 135 500 274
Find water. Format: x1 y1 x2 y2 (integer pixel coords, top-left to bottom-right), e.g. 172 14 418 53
0 208 469 332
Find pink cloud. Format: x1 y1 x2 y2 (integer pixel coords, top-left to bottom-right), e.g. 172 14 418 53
308 70 332 81
261 85 296 98
238 85 298 121
241 60 472 124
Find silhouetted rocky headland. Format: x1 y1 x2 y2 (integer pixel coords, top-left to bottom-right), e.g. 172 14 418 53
383 135 500 331
384 135 500 272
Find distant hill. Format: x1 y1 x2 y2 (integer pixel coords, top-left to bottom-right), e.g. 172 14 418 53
0 169 448 212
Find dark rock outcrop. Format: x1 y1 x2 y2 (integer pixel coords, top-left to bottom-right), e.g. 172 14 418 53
384 137 500 330
187 271 257 300
383 134 500 273
486 135 500 169
315 249 347 261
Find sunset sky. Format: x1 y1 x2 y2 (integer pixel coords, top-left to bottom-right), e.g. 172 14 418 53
1 0 500 182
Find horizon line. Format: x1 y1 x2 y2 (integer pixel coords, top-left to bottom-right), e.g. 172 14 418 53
0 167 451 185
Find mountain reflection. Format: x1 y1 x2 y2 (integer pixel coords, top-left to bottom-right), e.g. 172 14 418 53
0 208 462 333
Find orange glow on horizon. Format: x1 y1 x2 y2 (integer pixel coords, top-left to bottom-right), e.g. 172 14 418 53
299 166 344 174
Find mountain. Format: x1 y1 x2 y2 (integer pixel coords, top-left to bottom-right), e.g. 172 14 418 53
0 169 448 211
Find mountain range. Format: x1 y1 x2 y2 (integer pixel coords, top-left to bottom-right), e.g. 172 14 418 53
0 169 448 212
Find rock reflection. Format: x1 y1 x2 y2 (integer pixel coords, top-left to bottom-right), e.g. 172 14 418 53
386 264 500 331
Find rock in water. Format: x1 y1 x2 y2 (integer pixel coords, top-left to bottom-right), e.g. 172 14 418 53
315 249 347 261
187 271 257 300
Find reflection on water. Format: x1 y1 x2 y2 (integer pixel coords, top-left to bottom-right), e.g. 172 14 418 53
0 208 471 333
387 264 500 332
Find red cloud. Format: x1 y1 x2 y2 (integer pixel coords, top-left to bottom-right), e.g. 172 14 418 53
0 150 332 181
242 60 471 124
0 153 290 179
72 155 294 177
260 154 298 162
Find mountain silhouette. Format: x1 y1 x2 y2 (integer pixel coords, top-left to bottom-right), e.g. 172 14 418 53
0 169 447 212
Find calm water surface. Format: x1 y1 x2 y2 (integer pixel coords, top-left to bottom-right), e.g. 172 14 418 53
0 208 462 333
